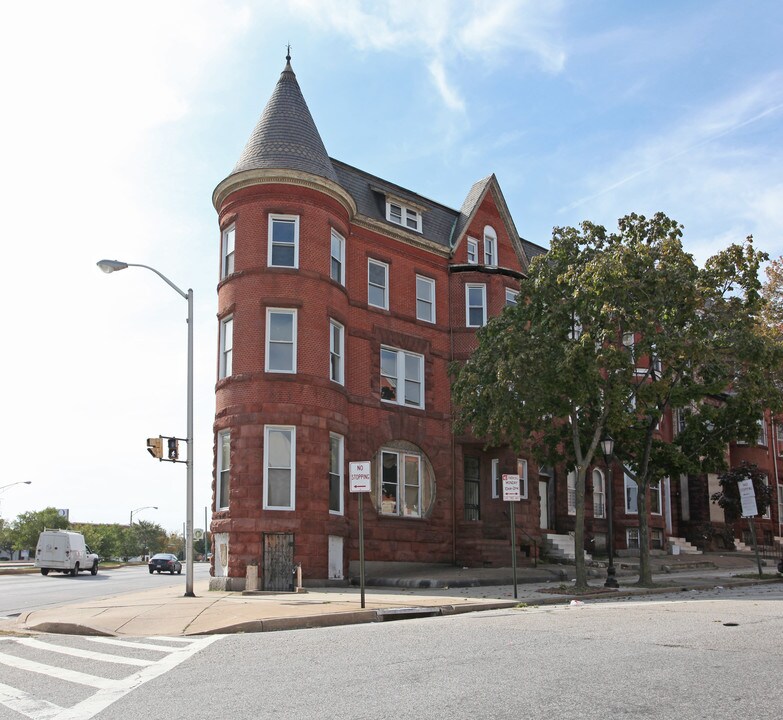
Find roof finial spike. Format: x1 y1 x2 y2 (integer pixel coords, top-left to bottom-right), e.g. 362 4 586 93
286 44 291 63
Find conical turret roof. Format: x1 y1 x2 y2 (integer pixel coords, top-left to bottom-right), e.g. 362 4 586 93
231 57 338 184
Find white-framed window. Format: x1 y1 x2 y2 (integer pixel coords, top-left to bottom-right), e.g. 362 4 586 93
650 479 662 515
368 259 389 309
567 470 577 516
268 214 299 268
380 449 422 517
465 284 487 327
568 313 582 341
330 229 345 285
329 433 344 515
777 484 783 527
624 472 638 514
757 418 768 446
216 430 230 510
264 425 295 510
593 468 605 518
219 316 233 379
329 319 344 385
505 288 518 306
622 332 636 360
517 458 529 499
416 275 435 323
762 474 771 519
776 423 783 455
466 237 478 264
386 201 422 233
221 224 235 278
265 308 297 373
380 346 424 409
627 528 640 550
674 407 687 436
491 458 500 499
484 226 497 266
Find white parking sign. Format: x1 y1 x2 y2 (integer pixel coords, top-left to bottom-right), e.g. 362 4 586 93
502 474 521 502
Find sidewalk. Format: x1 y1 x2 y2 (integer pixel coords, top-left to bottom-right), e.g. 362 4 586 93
4 553 779 638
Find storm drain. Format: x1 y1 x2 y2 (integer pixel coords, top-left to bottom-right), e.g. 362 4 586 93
376 607 442 622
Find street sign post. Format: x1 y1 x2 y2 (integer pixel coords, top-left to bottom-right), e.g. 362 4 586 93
738 478 763 576
502 474 520 598
350 461 371 608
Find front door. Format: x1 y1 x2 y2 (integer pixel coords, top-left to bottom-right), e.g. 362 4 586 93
328 535 343 580
262 532 294 591
539 480 549 529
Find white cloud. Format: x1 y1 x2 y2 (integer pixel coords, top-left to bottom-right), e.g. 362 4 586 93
287 0 566 110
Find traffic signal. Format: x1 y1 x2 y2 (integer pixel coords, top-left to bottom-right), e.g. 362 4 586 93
147 437 163 459
168 437 179 461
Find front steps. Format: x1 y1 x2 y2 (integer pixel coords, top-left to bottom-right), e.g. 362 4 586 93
668 537 702 555
541 533 592 561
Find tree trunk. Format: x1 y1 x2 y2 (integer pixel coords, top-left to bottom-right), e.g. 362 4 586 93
636 481 654 586
573 465 588 590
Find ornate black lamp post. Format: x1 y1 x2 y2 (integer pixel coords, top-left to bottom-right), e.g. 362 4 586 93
600 436 619 588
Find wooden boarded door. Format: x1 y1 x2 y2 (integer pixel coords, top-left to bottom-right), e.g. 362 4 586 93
263 533 294 591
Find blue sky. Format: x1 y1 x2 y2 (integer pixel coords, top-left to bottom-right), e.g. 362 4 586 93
1 1 781 533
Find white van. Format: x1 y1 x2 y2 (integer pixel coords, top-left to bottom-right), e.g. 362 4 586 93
35 529 99 576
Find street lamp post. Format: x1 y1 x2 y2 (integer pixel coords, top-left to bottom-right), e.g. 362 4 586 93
600 436 619 589
0 481 32 493
129 506 158 526
98 259 195 597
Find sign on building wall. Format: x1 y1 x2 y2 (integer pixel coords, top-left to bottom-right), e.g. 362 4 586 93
349 461 371 493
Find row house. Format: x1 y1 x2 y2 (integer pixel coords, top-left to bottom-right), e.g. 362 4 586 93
208 56 782 589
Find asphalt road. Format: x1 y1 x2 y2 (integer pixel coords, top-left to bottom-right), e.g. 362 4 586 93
0 564 212 617
0 583 781 720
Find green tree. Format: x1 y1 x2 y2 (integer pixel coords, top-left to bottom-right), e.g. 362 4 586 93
452 213 783 588
0 518 14 558
72 523 125 560
133 519 167 557
12 507 69 553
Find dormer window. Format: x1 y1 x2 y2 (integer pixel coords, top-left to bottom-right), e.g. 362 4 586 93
386 201 422 233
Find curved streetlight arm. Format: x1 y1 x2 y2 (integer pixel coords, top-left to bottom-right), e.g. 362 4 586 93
96 260 188 300
0 481 32 493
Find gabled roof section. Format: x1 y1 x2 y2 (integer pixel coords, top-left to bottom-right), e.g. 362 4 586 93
230 57 339 184
332 159 459 250
451 174 530 272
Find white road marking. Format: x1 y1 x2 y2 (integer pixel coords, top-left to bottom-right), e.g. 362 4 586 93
0 634 223 720
0 682 63 720
16 638 153 666
0 651 115 688
82 637 189 652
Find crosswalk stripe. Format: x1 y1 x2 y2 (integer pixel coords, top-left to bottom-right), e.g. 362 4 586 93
83 637 191 652
0 681 63 720
0 651 115 689
16 638 154 667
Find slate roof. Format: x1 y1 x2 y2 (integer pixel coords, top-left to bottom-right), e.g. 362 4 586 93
331 160 459 249
231 59 339 184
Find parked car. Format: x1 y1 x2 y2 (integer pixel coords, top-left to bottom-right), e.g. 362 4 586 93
35 529 99 576
148 553 182 575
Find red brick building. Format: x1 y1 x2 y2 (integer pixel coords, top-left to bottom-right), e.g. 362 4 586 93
209 57 782 590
